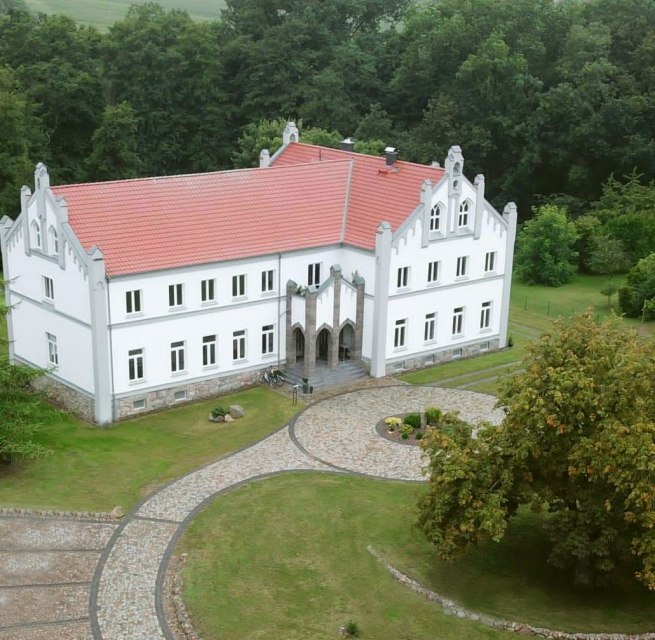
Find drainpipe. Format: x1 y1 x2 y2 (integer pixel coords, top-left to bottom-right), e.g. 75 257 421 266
277 252 282 368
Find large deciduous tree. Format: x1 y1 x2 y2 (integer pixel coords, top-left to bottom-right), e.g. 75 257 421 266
515 205 578 286
618 252 655 319
418 314 655 588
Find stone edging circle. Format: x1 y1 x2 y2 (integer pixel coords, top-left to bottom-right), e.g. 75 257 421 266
374 415 423 446
367 546 655 640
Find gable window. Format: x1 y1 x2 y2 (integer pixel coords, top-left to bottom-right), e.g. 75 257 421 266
480 301 492 330
46 332 58 366
233 330 246 361
396 266 409 289
48 226 58 255
232 274 246 298
43 276 54 302
430 203 441 232
456 256 468 278
128 348 144 381
126 290 142 314
394 319 406 348
452 307 464 336
202 335 217 366
308 263 321 287
424 312 436 342
168 283 183 308
201 279 216 303
262 324 274 355
484 251 497 273
427 261 440 284
31 220 42 249
170 341 185 373
458 200 471 227
261 269 275 293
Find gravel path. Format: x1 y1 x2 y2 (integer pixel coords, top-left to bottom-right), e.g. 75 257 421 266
0 385 502 640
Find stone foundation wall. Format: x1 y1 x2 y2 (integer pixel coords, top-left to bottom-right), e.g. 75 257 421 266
386 339 501 376
114 368 263 420
33 375 95 422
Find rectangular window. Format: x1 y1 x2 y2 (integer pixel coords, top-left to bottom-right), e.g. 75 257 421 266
308 263 321 287
261 269 274 293
43 276 54 301
133 398 146 410
170 341 185 373
394 319 406 348
201 279 216 303
174 390 187 402
128 348 144 381
480 301 492 330
485 251 497 273
46 332 58 365
232 274 246 298
396 266 409 289
452 307 464 336
126 290 142 314
262 324 274 355
456 256 468 278
233 330 246 361
168 283 183 307
424 312 436 342
427 261 440 284
202 334 217 366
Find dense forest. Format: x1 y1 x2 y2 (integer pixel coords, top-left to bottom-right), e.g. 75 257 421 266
1 0 655 225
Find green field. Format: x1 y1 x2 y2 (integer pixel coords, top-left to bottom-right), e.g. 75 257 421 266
24 0 226 29
179 474 655 639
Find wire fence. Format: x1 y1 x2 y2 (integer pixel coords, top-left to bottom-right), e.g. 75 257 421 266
514 295 610 321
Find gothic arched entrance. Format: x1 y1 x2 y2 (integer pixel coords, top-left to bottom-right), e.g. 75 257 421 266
339 324 355 361
316 328 331 362
293 327 305 361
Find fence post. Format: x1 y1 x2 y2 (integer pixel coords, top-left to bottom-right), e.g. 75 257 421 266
524 295 527 311
547 301 550 317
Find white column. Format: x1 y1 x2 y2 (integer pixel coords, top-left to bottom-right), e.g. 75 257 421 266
499 203 518 348
370 222 392 378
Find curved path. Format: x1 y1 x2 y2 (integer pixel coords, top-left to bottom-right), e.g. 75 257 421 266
89 385 502 640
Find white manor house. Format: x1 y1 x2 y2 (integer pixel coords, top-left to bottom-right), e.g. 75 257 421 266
0 123 517 424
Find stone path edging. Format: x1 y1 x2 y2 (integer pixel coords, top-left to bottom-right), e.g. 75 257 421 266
0 507 118 523
368 546 655 640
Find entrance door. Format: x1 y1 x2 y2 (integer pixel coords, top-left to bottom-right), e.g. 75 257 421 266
294 328 305 360
339 324 354 361
316 328 330 362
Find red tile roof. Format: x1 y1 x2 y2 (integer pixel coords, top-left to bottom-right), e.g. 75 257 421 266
52 142 444 277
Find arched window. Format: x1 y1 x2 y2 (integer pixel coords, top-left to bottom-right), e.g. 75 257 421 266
458 200 471 227
48 225 58 255
31 220 42 248
430 203 442 232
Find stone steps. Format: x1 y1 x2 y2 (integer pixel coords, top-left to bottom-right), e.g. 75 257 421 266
283 361 368 392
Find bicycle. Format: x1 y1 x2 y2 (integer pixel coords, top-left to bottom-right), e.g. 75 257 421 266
262 366 286 387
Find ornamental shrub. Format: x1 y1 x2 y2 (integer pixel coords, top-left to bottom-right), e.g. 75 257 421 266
425 407 442 425
211 406 229 418
404 412 421 429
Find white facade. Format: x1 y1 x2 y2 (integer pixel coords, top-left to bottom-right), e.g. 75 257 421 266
1 143 516 424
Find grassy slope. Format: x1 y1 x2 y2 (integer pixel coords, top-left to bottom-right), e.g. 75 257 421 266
0 387 300 511
179 474 655 638
24 0 226 29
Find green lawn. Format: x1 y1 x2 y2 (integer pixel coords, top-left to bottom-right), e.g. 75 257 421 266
0 387 300 512
179 474 655 639
24 0 226 29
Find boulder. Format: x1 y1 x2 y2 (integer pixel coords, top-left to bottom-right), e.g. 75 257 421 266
229 404 246 418
110 506 125 519
224 413 235 423
208 414 224 423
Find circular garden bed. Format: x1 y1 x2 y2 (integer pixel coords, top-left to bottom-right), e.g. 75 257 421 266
376 407 466 446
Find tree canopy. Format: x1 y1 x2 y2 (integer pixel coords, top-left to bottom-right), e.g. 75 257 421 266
418 314 655 588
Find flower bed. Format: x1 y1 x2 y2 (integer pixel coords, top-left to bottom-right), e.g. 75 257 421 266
375 407 466 446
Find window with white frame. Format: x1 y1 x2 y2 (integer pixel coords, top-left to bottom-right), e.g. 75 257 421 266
480 301 492 330
43 276 54 301
456 256 468 278
396 266 409 289
427 261 440 284
424 312 436 342
308 263 321 287
201 279 216 303
126 290 142 314
458 200 471 227
46 332 58 366
170 341 185 372
261 324 274 355
48 225 58 255
394 319 406 348
233 330 246 360
202 335 217 366
232 274 246 298
168 283 183 308
430 203 441 232
128 348 144 381
261 269 274 293
452 307 464 335
31 220 41 248
484 251 497 273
